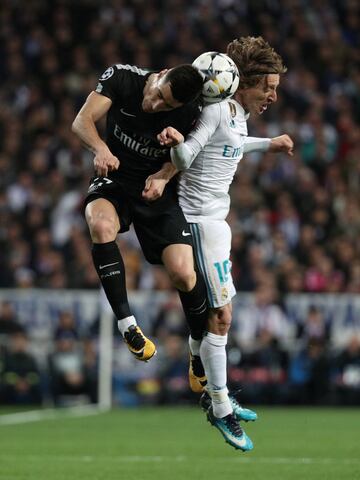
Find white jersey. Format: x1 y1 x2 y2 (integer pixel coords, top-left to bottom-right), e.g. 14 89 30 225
171 99 270 222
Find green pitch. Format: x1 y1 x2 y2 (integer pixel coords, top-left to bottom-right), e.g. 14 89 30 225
0 406 359 480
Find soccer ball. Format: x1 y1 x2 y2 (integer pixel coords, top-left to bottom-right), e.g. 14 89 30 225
192 52 240 103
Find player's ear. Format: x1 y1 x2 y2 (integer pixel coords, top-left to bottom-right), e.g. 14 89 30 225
158 69 169 79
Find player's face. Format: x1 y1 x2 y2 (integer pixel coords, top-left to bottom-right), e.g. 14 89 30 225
241 74 279 115
142 71 184 113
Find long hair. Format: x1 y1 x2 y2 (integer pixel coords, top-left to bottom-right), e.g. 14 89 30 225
227 36 287 89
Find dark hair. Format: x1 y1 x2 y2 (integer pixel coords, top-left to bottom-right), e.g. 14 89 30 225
227 36 287 89
165 64 203 104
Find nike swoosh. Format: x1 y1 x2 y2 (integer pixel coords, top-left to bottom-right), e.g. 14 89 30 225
182 230 191 237
99 262 119 270
120 108 136 117
235 434 249 448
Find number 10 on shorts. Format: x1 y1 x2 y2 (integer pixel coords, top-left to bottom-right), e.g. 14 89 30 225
214 260 231 284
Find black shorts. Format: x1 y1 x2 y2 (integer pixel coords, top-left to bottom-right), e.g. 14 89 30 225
84 176 193 264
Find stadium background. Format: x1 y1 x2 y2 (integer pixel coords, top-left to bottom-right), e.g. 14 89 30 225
0 0 359 410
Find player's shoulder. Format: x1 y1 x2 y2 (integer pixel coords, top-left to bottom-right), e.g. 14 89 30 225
203 100 237 117
99 64 150 80
96 64 151 98
114 64 150 77
201 101 222 119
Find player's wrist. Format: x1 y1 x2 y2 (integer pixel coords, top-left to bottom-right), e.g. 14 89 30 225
93 142 112 156
159 161 177 180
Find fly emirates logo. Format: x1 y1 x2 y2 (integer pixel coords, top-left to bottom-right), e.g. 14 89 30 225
114 124 168 158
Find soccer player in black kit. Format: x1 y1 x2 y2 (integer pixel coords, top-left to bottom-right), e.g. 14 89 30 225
72 63 209 368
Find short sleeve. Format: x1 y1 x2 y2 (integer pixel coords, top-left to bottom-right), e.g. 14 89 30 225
94 65 126 102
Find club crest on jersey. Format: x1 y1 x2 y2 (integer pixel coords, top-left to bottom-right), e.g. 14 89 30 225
229 102 237 118
100 67 114 81
221 287 229 301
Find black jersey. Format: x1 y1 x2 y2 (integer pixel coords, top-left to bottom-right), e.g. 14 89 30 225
94 64 201 184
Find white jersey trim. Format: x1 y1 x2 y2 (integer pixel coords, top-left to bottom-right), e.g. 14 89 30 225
115 64 149 76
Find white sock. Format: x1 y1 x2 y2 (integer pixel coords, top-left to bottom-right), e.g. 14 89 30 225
200 332 232 418
188 335 201 356
117 316 137 336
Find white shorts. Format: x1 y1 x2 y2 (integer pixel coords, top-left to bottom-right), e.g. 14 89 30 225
189 220 236 308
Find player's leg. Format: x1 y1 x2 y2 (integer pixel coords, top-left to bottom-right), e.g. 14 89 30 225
132 192 209 367
200 305 253 451
85 196 156 361
190 220 254 450
162 243 208 338
201 304 232 417
200 305 257 421
161 243 208 391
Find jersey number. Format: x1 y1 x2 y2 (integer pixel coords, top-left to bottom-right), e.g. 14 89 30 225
214 260 231 284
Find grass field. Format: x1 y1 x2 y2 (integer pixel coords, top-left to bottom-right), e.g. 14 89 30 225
0 406 359 480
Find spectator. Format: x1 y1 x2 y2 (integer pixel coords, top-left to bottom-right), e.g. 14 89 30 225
48 331 97 405
288 338 331 405
232 284 291 353
333 335 360 405
0 331 42 405
0 301 24 335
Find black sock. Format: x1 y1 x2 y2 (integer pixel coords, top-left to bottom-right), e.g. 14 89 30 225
92 241 131 319
177 273 208 340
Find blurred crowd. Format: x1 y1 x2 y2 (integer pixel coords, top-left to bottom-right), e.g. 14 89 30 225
0 0 360 405
1 298 360 406
0 0 359 293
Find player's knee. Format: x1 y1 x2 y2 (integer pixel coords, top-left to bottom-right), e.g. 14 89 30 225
168 266 196 291
207 306 232 335
87 215 118 243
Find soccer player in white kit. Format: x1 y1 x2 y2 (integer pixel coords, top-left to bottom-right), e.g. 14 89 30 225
157 37 294 450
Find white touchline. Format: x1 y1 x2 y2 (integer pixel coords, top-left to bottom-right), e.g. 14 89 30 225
6 455 357 465
99 262 119 270
0 405 103 426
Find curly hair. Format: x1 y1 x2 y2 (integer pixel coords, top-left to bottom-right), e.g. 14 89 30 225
226 36 287 89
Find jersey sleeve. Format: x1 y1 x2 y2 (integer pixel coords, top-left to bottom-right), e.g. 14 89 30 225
94 65 127 103
170 103 221 170
243 136 271 153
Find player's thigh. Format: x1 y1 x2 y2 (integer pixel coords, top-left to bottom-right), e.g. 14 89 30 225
133 192 192 265
85 198 120 241
162 243 195 279
189 220 236 308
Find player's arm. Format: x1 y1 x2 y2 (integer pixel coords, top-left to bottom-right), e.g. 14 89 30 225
158 104 220 171
142 161 178 201
72 91 120 176
269 134 294 155
244 134 293 155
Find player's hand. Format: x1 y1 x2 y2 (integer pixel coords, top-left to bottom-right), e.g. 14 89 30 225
269 135 294 156
93 146 120 176
157 127 184 147
142 174 168 201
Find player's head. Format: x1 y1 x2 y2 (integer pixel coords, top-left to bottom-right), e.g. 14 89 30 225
142 64 203 113
226 36 287 115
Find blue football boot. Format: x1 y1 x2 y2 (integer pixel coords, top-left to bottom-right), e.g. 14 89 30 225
207 407 254 451
200 391 258 422
229 396 258 422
